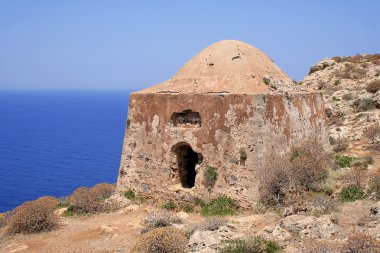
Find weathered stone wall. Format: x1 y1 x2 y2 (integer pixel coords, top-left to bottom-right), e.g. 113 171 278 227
116 92 329 207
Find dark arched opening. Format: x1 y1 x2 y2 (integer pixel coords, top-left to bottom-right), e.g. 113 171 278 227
172 143 200 188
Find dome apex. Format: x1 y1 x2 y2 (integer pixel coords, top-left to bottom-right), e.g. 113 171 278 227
139 40 293 94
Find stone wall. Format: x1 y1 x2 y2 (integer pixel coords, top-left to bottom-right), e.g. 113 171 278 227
116 92 329 207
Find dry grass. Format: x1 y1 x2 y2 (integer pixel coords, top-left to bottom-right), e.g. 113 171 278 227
130 227 189 253
6 196 59 234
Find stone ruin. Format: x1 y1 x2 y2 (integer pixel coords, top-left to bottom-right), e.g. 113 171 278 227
116 40 330 207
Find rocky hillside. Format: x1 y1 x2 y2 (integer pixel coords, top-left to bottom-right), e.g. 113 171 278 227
1 55 379 253
302 54 380 154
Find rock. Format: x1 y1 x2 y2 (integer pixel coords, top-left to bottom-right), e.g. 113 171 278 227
186 225 242 253
279 215 338 239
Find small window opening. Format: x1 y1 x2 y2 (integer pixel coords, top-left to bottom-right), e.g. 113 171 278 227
170 109 201 127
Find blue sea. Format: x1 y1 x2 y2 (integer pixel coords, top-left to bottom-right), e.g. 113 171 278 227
0 91 130 212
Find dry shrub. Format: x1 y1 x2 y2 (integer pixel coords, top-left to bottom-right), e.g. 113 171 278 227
364 124 380 143
199 217 226 231
289 142 330 191
342 93 354 101
310 195 338 215
368 171 380 200
142 211 180 233
342 233 380 253
332 138 349 153
130 227 189 253
366 80 380 93
353 98 377 112
340 168 367 187
7 197 59 234
259 142 330 207
68 183 115 214
259 159 291 206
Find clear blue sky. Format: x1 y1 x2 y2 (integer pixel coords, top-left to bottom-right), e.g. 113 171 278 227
0 1 379 90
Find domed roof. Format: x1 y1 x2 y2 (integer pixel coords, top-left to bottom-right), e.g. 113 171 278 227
139 40 293 94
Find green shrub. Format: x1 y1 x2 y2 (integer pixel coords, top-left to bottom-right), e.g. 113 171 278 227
162 200 176 210
335 155 355 168
239 148 248 162
63 206 74 217
263 77 271 86
130 227 189 253
339 186 366 202
220 236 283 253
183 203 194 213
201 196 236 216
204 166 218 187
352 98 377 112
123 189 136 200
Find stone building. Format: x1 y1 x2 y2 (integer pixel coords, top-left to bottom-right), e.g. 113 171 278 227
116 40 329 207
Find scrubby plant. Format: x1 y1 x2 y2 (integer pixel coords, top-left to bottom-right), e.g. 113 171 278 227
142 211 180 233
201 196 237 216
368 172 380 200
263 77 271 86
339 185 366 202
352 98 377 112
364 124 380 143
199 217 226 231
366 80 380 93
220 236 283 253
259 160 291 206
130 227 189 253
342 232 380 253
183 203 194 213
289 143 329 191
162 200 176 210
204 165 218 188
331 138 349 153
67 183 115 214
239 148 248 163
352 157 373 170
310 195 338 215
7 197 59 234
123 189 135 200
335 155 355 168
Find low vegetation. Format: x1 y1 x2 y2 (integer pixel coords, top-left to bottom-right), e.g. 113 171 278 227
339 185 366 202
67 183 115 214
162 200 176 210
7 196 59 234
260 142 330 207
364 124 380 143
366 79 380 93
199 217 226 231
335 155 355 168
201 195 237 216
131 227 189 253
343 233 380 253
123 189 136 200
352 98 377 112
204 165 218 188
220 236 283 253
142 211 180 233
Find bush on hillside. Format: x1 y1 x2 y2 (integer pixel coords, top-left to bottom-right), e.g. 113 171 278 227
339 185 366 202
68 183 115 214
342 233 380 253
352 98 377 112
199 217 226 231
366 80 380 93
201 196 237 216
364 124 380 143
130 227 189 253
7 196 59 234
203 165 218 188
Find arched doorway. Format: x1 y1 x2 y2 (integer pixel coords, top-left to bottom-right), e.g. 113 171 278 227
172 142 200 188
